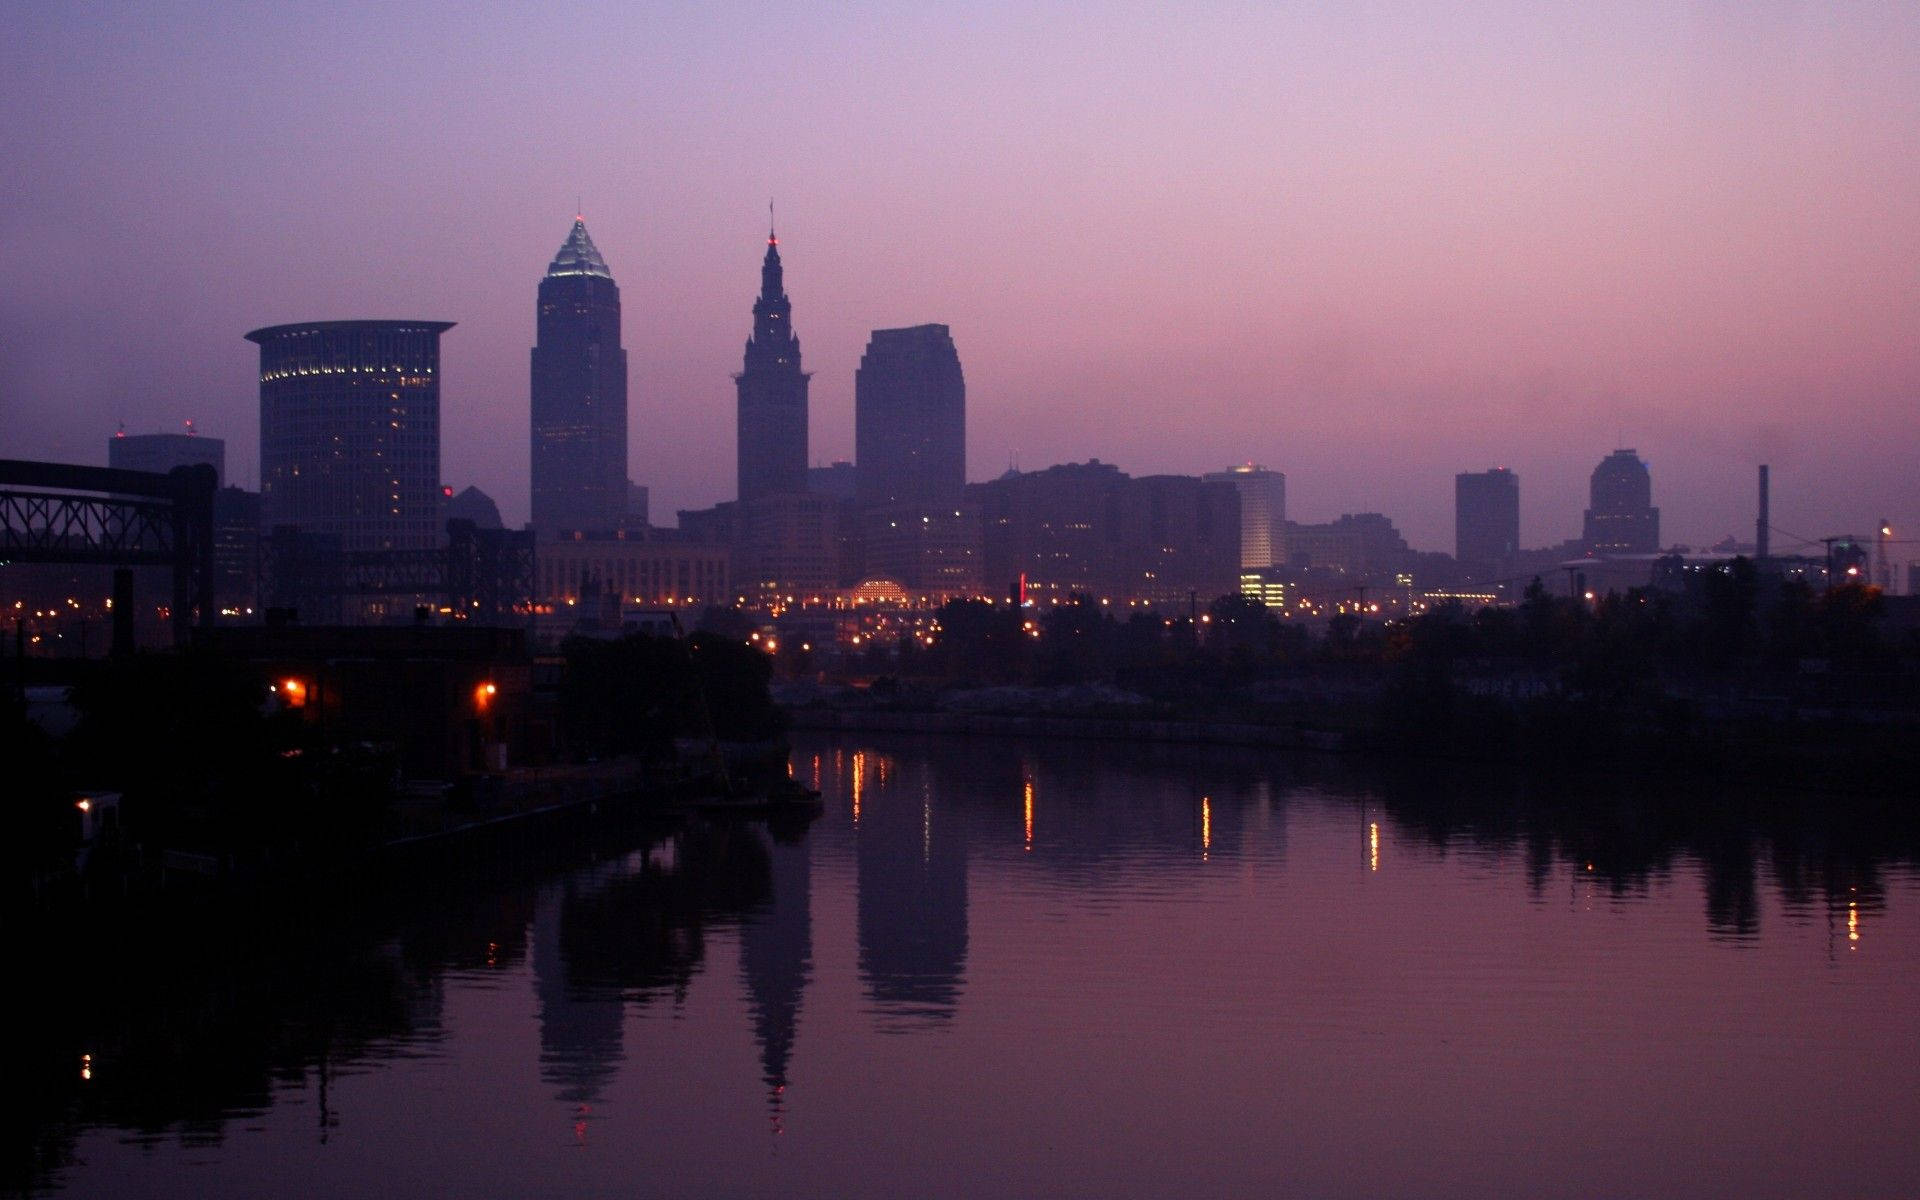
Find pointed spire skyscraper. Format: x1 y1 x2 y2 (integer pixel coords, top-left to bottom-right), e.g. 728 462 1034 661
735 218 810 501
532 217 628 537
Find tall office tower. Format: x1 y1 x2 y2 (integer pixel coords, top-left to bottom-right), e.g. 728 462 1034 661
1455 468 1519 572
968 461 1238 608
855 324 965 509
247 320 453 552
109 429 225 487
1582 449 1660 554
1204 464 1286 570
211 486 260 615
531 218 629 537
736 224 810 501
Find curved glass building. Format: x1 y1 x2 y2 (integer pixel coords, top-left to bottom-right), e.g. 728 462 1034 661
247 319 454 552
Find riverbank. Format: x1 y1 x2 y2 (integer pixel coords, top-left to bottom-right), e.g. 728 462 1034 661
785 694 1920 798
788 706 1347 751
15 748 813 929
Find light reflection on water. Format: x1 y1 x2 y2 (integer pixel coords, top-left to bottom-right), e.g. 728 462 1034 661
20 732 1920 1199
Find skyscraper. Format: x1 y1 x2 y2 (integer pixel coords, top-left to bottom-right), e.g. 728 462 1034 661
247 319 453 552
531 218 628 537
1583 449 1660 554
735 223 810 501
1455 468 1519 572
109 429 224 487
1204 464 1286 571
855 324 965 509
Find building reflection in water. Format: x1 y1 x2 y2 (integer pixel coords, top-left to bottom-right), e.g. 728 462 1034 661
738 822 813 1133
536 824 777 1129
1700 828 1761 942
856 754 968 1028
533 868 629 1117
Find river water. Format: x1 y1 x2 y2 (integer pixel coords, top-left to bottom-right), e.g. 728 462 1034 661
15 732 1920 1199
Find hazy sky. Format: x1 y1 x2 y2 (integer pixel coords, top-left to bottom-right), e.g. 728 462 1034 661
4 2 1916 556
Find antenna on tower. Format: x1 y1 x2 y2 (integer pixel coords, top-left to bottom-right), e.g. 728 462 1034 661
769 198 777 243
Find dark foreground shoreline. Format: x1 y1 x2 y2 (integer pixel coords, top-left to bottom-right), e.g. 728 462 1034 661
786 701 1920 799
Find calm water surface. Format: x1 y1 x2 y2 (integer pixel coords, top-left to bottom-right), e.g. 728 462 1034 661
15 733 1920 1199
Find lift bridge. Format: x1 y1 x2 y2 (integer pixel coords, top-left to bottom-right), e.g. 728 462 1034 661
0 458 215 644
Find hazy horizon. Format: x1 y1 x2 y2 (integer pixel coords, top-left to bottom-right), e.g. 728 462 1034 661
4 2 1916 558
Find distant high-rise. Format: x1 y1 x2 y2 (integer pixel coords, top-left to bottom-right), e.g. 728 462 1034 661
1583 449 1660 554
969 461 1238 608
211 485 260 615
1204 464 1285 571
247 319 453 552
808 460 857 501
108 429 224 487
736 224 810 501
1455 468 1519 571
446 485 504 530
531 218 628 537
855 324 965 509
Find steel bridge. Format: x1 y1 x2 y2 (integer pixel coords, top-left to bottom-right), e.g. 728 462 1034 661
0 458 216 642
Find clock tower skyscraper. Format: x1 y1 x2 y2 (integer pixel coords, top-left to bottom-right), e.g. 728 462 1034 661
735 220 810 501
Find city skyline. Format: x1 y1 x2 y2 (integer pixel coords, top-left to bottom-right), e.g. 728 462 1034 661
4 4 1916 556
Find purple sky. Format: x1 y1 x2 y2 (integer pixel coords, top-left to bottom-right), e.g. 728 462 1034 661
4 3 1916 556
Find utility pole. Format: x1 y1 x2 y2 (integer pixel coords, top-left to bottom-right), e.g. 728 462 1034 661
1821 537 1840 595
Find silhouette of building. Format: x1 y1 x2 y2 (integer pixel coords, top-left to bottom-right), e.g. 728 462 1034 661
1284 512 1414 579
1583 449 1660 554
1128 474 1241 606
212 486 260 615
808 460 857 501
861 503 981 600
1204 464 1286 571
108 429 224 487
738 494 841 603
855 324 965 510
969 461 1238 607
676 492 842 606
736 225 810 503
248 319 453 553
445 485 503 530
531 219 628 538
1455 468 1519 575
972 461 1122 601
535 534 729 609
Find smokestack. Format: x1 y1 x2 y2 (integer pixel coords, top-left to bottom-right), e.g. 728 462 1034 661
1756 465 1770 562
